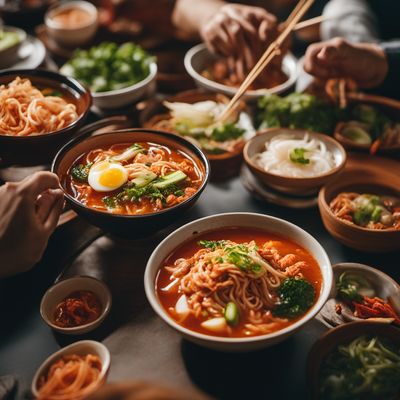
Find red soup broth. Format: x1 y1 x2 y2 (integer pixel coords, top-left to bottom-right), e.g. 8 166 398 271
156 228 323 338
65 142 204 215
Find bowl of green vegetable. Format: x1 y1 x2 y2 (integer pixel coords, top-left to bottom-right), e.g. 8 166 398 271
307 321 400 400
0 26 27 69
60 42 157 110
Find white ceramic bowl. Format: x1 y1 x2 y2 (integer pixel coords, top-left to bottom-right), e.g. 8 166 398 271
144 212 332 352
184 43 298 101
31 340 110 398
0 26 27 69
40 276 112 335
91 62 157 109
45 0 98 48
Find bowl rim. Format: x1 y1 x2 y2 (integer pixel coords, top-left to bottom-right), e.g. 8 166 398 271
0 25 27 52
243 128 347 182
90 62 157 98
40 275 112 333
51 127 210 219
144 211 333 344
31 339 110 397
0 68 92 140
319 184 400 234
45 0 98 30
184 43 298 96
141 90 254 161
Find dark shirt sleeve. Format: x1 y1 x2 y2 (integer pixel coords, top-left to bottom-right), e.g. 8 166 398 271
372 41 400 99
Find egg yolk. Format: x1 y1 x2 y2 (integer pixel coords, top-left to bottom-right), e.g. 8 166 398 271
98 168 126 188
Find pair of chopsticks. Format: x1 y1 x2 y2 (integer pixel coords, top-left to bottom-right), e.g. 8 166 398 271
217 0 316 123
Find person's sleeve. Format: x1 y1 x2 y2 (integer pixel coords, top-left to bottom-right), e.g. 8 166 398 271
373 41 400 99
321 0 379 42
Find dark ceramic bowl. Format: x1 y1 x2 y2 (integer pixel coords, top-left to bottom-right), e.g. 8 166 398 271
0 69 91 167
307 321 400 400
139 89 253 181
0 0 56 29
52 128 210 238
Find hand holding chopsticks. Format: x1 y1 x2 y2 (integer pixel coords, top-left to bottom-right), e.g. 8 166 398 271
217 0 315 123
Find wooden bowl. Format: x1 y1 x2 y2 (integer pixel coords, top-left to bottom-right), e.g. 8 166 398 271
307 321 400 400
0 69 91 167
139 89 253 181
334 92 400 153
318 154 400 252
243 128 347 196
52 128 210 238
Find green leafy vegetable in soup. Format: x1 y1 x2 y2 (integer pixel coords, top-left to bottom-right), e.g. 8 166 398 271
60 42 153 93
70 162 92 183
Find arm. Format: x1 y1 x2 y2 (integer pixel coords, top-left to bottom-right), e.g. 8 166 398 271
172 0 226 38
321 0 379 42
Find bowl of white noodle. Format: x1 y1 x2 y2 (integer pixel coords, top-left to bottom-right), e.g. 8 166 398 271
244 128 346 195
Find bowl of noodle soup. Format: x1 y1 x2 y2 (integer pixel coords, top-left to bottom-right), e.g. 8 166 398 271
144 212 332 352
0 69 91 166
31 340 110 400
52 128 209 238
243 128 347 196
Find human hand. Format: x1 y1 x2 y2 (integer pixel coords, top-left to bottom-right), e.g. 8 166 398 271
0 171 64 278
201 4 279 79
304 38 388 88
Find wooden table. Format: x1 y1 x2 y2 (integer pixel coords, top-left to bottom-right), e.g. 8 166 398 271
0 175 399 399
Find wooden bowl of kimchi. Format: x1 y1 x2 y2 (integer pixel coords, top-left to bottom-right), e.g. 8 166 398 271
139 90 256 181
52 128 209 238
318 155 400 252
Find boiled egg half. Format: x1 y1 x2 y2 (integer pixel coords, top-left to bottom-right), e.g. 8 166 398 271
88 161 128 192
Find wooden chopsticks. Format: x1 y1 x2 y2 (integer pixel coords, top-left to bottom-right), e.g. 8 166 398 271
293 15 325 31
217 0 315 123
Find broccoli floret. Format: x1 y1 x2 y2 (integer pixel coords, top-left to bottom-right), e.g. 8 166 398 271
273 278 315 319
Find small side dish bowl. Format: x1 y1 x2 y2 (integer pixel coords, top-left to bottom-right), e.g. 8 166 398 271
184 43 298 100
52 128 210 238
243 128 347 196
45 1 98 48
31 340 110 398
91 62 157 109
139 89 254 180
40 276 112 335
319 262 400 327
0 68 91 166
334 92 400 153
318 162 400 252
307 321 400 400
0 26 27 68
144 212 332 352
